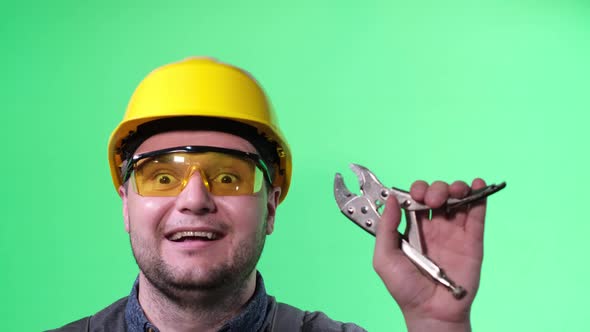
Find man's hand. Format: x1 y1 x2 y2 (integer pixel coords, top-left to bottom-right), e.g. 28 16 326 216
373 179 488 332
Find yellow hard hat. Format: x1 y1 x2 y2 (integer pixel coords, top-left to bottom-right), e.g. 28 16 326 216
108 57 292 202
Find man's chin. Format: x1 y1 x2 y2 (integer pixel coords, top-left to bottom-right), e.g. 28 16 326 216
142 263 250 294
166 272 233 291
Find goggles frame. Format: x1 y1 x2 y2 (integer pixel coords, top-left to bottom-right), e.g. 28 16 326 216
120 145 273 192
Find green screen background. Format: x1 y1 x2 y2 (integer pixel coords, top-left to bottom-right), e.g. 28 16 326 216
2 1 589 331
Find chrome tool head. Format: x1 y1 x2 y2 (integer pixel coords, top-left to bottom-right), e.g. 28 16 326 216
334 172 357 208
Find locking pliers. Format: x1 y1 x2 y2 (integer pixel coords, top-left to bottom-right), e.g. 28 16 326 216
334 164 506 299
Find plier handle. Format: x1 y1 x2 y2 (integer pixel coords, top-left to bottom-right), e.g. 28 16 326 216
334 164 506 299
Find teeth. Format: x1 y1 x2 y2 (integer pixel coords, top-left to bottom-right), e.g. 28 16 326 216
169 231 218 241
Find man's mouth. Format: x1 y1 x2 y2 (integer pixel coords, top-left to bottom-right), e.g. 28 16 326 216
167 231 219 242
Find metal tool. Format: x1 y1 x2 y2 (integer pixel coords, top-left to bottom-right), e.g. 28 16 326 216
334 163 506 299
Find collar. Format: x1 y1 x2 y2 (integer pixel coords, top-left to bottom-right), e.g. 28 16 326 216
124 272 270 332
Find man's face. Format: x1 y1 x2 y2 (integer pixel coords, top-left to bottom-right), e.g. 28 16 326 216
119 130 280 296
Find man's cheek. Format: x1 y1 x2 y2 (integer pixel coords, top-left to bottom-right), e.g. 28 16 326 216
143 199 164 210
129 198 170 222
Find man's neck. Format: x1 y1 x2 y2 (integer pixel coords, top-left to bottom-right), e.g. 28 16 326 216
137 272 256 332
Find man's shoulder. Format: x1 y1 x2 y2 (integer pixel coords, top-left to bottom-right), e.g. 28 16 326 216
45 297 128 332
301 309 367 332
273 300 367 332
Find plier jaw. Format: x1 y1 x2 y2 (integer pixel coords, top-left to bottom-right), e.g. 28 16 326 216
349 164 430 211
333 172 355 211
334 164 428 253
334 172 381 236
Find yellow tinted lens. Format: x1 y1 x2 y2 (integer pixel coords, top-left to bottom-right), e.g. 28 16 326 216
133 152 263 197
133 154 187 196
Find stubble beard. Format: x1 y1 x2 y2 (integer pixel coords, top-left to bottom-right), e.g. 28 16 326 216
129 220 267 309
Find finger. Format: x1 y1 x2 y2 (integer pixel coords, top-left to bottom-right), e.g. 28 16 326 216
373 196 404 277
441 181 471 223
409 180 428 202
465 178 488 243
424 181 450 209
410 180 431 223
449 180 470 199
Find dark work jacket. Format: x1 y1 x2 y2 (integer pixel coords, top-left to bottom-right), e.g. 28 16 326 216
46 296 366 332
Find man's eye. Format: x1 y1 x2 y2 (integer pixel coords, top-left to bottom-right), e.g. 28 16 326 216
155 174 177 185
213 173 239 184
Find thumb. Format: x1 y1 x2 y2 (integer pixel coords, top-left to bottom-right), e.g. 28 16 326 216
373 196 405 276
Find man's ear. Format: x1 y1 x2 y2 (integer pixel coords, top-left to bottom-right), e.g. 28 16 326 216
118 185 130 233
265 186 281 235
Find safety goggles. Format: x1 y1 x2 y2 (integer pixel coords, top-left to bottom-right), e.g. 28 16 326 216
121 146 272 197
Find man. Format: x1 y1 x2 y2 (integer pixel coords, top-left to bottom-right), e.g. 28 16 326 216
49 57 489 331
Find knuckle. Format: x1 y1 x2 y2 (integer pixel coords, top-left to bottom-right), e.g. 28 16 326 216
410 180 428 200
431 180 450 189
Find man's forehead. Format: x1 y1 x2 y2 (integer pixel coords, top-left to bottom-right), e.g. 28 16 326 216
135 130 258 155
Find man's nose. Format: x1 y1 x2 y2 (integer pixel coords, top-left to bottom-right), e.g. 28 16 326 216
174 167 216 215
